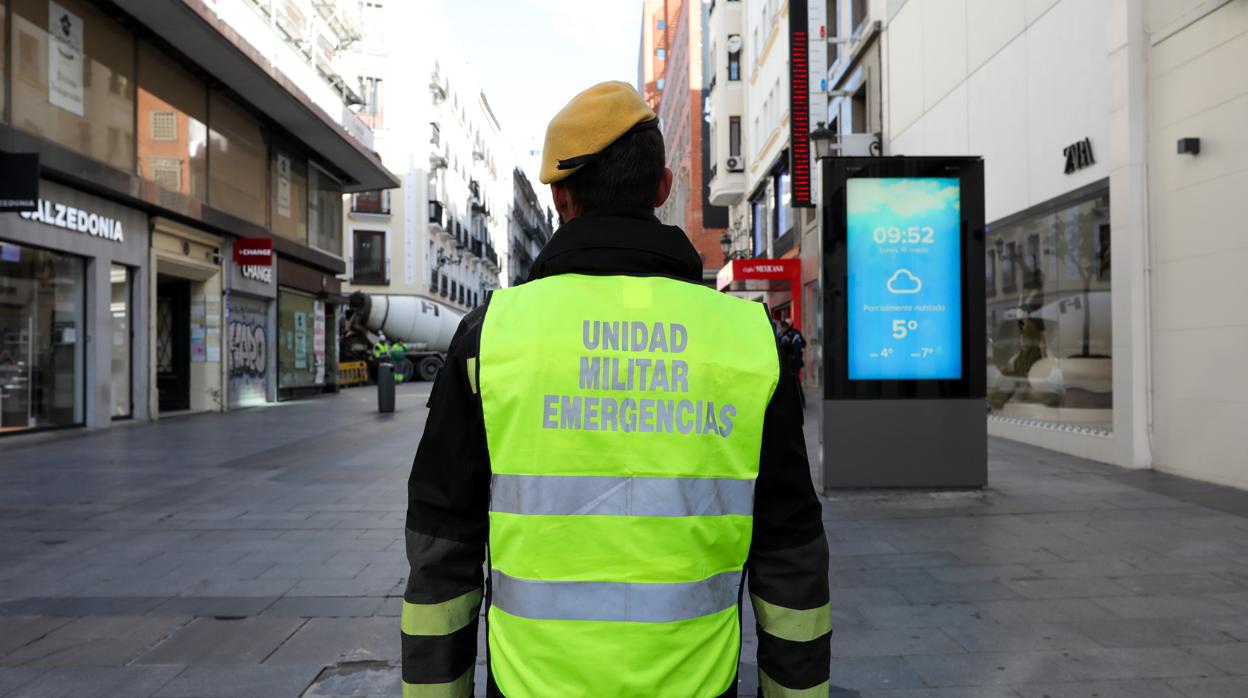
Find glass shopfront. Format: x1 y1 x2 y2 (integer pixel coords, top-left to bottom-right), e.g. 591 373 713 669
109 263 132 418
0 241 86 432
278 289 322 391
986 188 1112 430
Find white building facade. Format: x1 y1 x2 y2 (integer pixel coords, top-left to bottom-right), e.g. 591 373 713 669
879 0 1248 490
707 1 824 335
340 0 510 311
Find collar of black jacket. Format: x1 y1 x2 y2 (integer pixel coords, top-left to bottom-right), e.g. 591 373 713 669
527 207 703 283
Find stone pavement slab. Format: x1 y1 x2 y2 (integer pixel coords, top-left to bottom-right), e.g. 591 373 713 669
135 617 306 665
301 663 403 698
263 618 399 666
0 616 188 667
0 618 71 656
152 665 322 697
1 666 182 698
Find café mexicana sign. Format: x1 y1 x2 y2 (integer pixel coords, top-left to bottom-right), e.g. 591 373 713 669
18 198 125 243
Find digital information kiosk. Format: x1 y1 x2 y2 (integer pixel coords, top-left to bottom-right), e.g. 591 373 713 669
822 157 986 488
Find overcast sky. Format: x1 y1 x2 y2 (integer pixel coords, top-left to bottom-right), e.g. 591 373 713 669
442 0 643 168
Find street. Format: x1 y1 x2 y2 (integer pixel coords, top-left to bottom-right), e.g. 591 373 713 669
0 386 1246 696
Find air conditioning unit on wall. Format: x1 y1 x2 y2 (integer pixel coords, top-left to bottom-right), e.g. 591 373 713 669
725 156 744 172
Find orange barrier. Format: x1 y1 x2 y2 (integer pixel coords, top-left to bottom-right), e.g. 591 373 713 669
339 360 370 387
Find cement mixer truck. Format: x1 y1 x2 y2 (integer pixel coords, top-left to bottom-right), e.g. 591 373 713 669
340 292 464 382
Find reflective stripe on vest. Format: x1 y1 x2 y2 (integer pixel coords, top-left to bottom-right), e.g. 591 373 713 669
479 273 779 698
491 569 742 623
490 474 754 517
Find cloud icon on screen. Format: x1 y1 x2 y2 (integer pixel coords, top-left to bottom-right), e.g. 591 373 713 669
887 269 922 294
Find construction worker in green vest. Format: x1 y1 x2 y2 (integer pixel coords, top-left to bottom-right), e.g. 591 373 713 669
389 340 409 383
401 82 830 697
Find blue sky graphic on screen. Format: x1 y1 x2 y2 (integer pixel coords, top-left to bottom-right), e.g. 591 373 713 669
847 178 963 380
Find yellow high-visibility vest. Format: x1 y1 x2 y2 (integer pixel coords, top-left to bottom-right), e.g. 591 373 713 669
478 273 779 697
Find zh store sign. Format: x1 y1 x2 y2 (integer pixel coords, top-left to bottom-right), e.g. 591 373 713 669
18 198 125 242
1063 137 1095 174
234 238 274 284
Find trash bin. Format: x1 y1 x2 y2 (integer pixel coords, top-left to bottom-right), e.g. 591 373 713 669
377 363 395 413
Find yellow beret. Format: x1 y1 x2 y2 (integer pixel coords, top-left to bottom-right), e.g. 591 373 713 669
540 81 659 185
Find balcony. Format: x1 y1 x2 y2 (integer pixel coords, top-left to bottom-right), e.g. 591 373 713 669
469 239 484 258
351 190 390 215
428 200 445 229
709 155 746 206
485 243 499 268
468 179 481 202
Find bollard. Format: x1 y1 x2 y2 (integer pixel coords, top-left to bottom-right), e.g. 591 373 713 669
377 363 396 413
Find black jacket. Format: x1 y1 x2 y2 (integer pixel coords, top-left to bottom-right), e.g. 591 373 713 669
402 208 830 697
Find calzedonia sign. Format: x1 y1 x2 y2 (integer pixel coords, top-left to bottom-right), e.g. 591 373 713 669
234 238 274 284
18 198 125 242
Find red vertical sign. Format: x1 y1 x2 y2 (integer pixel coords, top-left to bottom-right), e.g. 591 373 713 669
789 1 813 207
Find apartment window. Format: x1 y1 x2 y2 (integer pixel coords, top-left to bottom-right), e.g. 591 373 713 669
828 0 840 64
430 122 440 146
271 148 309 243
657 77 665 90
657 19 665 31
360 76 382 126
729 117 741 157
851 0 867 30
148 156 182 192
308 164 344 254
352 230 387 285
728 45 741 80
137 43 207 199
209 92 267 225
852 86 867 133
656 47 666 60
12 0 135 171
150 111 177 141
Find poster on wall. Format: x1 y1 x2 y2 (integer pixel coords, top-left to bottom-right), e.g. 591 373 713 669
313 300 326 385
293 311 307 369
276 154 292 219
846 177 963 380
227 295 268 408
47 1 85 117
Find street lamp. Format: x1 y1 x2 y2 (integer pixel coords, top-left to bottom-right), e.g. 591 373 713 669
720 232 732 262
810 122 837 160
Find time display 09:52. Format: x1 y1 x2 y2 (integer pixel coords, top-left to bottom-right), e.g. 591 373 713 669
872 226 935 245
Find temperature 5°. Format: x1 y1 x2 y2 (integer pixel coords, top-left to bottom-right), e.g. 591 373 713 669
892 319 919 339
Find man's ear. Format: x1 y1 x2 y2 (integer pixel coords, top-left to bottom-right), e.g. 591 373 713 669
551 183 577 224
654 167 674 208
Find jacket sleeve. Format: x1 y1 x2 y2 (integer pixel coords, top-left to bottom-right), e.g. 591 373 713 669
748 370 831 696
401 309 490 698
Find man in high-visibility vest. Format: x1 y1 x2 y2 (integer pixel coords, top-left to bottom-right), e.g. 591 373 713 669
402 81 830 697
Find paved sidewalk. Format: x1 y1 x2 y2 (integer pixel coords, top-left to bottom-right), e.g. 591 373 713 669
0 386 1246 696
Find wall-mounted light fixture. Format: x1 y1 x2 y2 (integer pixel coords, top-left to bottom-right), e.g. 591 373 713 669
1177 138 1201 155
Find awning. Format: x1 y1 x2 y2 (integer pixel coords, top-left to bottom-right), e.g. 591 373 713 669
716 258 804 331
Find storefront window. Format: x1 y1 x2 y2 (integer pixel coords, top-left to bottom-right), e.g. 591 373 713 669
209 91 267 225
11 0 135 171
308 165 343 254
137 42 208 200
270 148 309 243
986 190 1112 431
278 289 319 390
0 241 85 433
109 264 131 418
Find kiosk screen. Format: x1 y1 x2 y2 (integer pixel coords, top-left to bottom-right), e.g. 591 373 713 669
847 177 963 380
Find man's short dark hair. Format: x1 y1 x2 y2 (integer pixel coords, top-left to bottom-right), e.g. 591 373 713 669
561 128 665 212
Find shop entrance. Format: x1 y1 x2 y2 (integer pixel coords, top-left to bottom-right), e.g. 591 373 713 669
156 276 191 413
